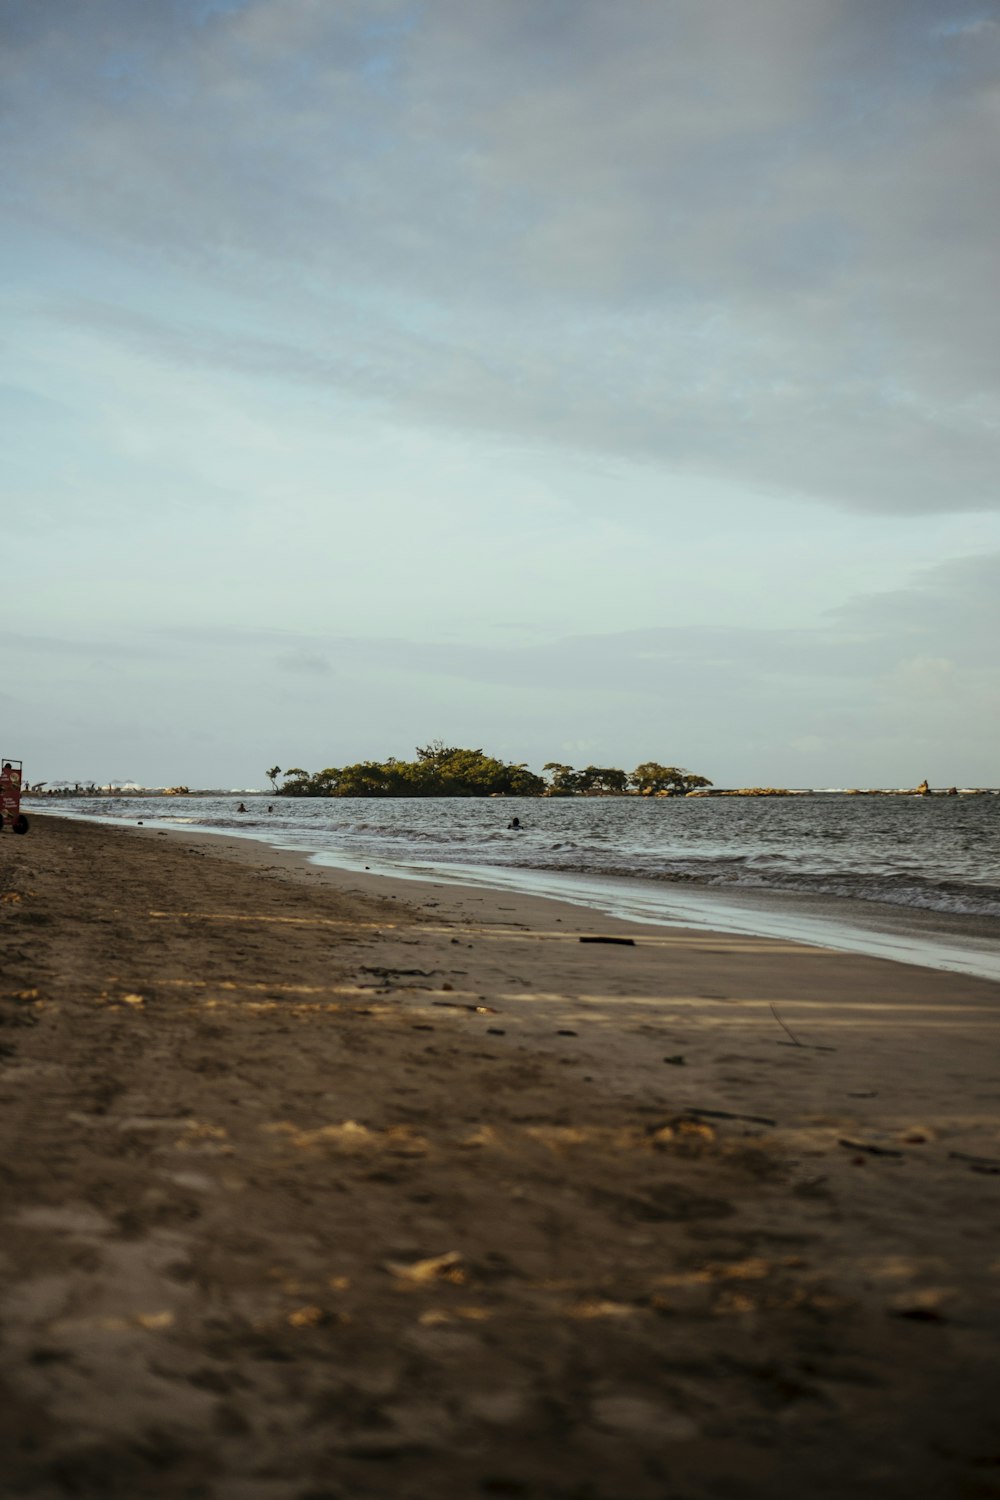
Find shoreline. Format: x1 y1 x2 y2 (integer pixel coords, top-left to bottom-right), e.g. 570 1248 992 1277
25 787 1000 797
42 804 1000 982
2 815 1000 1497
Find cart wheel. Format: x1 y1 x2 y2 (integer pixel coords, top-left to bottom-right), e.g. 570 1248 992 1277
12 814 29 835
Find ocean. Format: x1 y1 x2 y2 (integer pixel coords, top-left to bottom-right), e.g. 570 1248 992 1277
37 792 1000 981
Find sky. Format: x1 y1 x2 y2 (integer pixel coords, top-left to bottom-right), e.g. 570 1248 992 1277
3 0 1000 790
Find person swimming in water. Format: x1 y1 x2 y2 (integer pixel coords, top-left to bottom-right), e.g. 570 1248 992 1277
508 816 522 829
236 802 248 813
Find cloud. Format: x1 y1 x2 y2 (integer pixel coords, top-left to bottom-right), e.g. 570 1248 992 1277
829 551 1000 662
117 549 998 712
6 545 997 786
123 547 998 727
273 649 332 675
6 0 999 515
0 628 160 661
887 655 960 699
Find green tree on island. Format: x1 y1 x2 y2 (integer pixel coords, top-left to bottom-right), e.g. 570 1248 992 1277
277 745 545 798
278 767 312 794
576 765 631 795
276 748 712 798
629 762 713 796
542 763 582 795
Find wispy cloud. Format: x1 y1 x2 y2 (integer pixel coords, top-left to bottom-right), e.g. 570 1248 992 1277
5 1 1000 785
6 0 999 513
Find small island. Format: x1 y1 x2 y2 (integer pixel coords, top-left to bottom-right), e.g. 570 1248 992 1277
270 744 713 798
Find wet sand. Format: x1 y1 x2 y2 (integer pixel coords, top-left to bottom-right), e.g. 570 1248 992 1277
2 813 999 1499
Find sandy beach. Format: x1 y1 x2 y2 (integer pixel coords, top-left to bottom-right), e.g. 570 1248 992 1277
2 813 999 1499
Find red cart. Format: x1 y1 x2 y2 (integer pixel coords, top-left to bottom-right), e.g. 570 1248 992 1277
0 758 29 834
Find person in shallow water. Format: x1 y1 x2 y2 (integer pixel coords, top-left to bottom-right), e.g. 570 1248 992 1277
508 817 523 830
236 803 248 813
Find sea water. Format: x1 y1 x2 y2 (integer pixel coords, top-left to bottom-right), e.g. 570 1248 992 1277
39 792 1000 981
